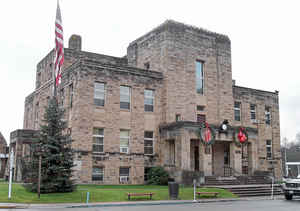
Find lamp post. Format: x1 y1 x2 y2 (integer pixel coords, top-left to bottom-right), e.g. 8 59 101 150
37 144 44 199
8 149 14 199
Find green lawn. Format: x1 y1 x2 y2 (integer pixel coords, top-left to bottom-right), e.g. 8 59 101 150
0 183 236 203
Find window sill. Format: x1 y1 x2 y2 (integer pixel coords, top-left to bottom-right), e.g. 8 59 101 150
92 152 105 155
94 105 105 109
120 109 131 112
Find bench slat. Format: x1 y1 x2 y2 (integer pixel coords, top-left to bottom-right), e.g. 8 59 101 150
127 193 154 200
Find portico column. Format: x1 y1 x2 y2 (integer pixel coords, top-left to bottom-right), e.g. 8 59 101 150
230 142 242 174
180 129 191 170
200 144 212 176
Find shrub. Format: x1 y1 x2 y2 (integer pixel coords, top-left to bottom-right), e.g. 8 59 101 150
147 166 169 185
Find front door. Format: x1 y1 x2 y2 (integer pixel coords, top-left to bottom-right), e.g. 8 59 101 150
194 146 199 171
224 143 231 176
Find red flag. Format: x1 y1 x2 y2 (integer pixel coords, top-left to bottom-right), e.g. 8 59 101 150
204 128 211 143
54 0 64 86
204 122 211 143
238 128 247 143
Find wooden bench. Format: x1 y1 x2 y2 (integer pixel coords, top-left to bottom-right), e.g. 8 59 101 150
196 192 219 198
127 192 154 200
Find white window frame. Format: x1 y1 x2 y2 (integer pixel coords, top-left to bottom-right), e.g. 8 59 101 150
196 61 204 95
120 129 130 154
144 89 154 112
234 102 241 121
92 167 104 181
94 82 105 106
120 86 131 110
144 131 154 155
266 140 272 159
265 106 271 125
69 84 73 108
250 104 256 122
93 128 104 153
119 167 130 183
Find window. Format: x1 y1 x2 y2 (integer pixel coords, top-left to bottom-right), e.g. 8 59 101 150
144 62 150 70
204 145 211 154
266 140 272 159
144 131 154 155
197 105 205 111
144 167 152 182
119 167 129 183
265 106 271 125
37 72 41 88
197 114 206 124
46 96 50 106
60 88 64 107
120 86 130 110
234 102 241 121
94 82 105 106
69 84 73 108
196 61 204 94
144 89 154 112
35 102 39 129
120 130 130 153
250 104 256 122
92 167 104 181
175 114 181 122
93 128 104 153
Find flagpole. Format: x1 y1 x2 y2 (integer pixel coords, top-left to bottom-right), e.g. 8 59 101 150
53 0 63 98
8 149 14 199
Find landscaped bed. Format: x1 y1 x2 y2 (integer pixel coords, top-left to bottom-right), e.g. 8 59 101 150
0 183 236 203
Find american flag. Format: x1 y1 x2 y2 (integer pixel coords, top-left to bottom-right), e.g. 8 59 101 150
54 0 64 86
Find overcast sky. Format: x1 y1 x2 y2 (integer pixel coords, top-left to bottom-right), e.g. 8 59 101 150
0 0 299 143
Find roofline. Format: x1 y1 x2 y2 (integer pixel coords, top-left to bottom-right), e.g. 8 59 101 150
233 85 279 95
64 59 164 80
129 19 230 46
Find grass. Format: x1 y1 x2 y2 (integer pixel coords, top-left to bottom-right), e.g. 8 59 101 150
0 183 236 203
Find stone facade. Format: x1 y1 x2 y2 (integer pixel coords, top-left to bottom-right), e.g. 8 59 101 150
0 132 8 178
20 20 281 184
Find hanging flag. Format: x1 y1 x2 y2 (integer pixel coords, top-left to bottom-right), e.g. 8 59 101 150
198 122 215 145
238 127 247 143
54 0 64 86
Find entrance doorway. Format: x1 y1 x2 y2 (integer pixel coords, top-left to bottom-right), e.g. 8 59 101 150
194 146 199 171
213 142 231 176
224 143 231 176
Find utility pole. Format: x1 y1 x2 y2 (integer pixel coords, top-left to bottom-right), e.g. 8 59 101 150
283 137 288 177
38 153 42 198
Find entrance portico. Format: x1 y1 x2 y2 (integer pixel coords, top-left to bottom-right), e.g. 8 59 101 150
160 121 257 183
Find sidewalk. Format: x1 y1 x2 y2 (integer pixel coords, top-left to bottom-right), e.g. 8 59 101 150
0 195 284 209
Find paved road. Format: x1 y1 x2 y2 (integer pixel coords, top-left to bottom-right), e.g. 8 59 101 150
2 199 300 211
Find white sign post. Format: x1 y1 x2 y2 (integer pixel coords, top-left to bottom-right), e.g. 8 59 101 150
8 149 14 199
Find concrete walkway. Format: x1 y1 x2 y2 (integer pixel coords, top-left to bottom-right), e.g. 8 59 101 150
0 195 284 209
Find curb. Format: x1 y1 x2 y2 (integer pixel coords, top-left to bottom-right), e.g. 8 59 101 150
68 200 197 208
0 196 284 209
0 205 29 209
67 198 254 208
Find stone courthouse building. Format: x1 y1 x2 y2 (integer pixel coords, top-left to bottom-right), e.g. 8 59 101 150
17 20 282 184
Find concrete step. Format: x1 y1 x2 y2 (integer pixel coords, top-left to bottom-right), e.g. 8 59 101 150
223 185 283 197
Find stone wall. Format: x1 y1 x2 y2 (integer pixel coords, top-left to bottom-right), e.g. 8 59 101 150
0 132 8 178
233 86 281 178
128 20 234 126
65 59 163 183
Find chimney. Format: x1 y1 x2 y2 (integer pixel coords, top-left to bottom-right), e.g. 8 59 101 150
69 34 82 51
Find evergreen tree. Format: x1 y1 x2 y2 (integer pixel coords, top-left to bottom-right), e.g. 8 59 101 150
26 97 75 193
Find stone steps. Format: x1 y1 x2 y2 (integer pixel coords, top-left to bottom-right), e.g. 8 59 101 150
225 185 283 197
204 175 273 186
